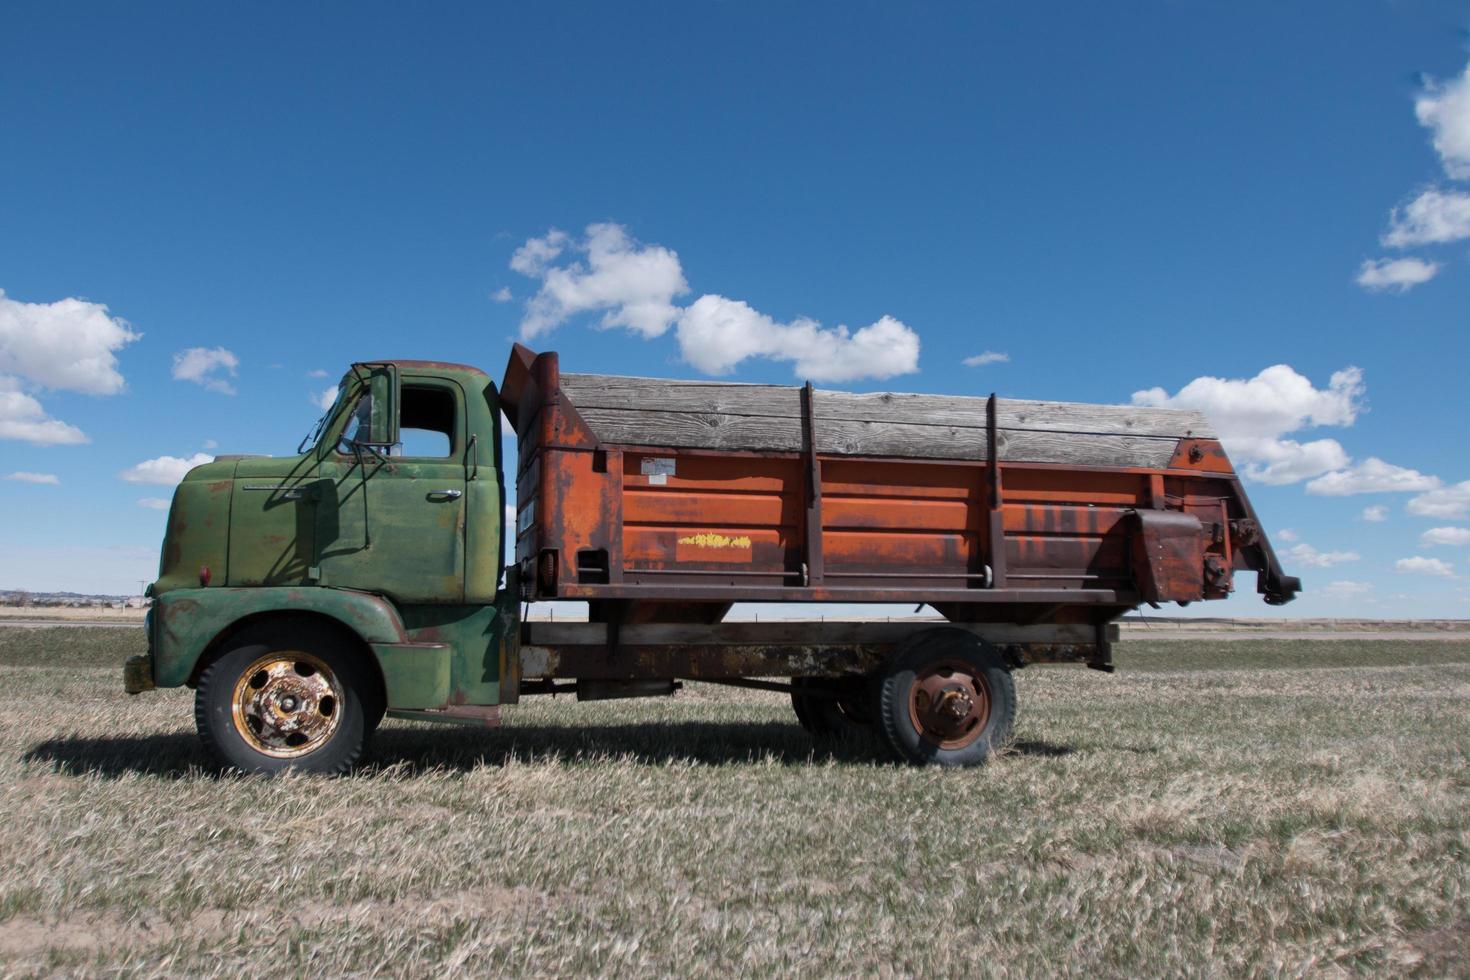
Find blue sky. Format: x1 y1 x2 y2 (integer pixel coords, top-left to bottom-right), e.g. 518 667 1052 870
2 2 1469 614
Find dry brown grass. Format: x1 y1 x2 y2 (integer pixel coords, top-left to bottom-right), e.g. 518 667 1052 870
0 628 1466 977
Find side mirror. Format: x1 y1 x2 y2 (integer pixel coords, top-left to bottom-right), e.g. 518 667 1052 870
367 363 400 448
347 362 399 449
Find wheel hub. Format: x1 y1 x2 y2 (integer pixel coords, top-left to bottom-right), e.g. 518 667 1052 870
230 652 343 758
908 660 990 749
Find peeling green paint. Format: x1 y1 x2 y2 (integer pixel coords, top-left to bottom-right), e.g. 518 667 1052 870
150 586 409 688
372 642 452 709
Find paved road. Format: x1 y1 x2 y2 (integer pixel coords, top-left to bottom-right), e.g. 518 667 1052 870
0 620 143 630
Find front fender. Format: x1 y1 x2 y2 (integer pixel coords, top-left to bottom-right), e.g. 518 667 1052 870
150 587 408 689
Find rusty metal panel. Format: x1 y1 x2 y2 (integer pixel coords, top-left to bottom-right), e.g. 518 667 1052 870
820 458 985 583
499 344 1300 614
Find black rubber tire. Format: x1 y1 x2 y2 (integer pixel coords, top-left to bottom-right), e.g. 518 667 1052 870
791 676 873 739
876 628 1016 767
194 621 373 776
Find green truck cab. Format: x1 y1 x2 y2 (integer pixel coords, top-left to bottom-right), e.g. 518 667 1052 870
128 361 516 774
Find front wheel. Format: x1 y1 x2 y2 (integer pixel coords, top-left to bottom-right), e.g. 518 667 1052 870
194 622 372 775
876 628 1015 767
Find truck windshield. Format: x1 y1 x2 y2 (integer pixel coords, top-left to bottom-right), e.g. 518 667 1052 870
296 383 346 454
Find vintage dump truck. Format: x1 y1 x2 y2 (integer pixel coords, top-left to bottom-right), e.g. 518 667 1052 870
126 344 1299 773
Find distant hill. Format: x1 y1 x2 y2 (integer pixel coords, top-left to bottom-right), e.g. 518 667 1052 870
0 589 140 607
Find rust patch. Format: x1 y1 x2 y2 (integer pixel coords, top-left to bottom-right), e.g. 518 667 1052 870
1168 438 1234 473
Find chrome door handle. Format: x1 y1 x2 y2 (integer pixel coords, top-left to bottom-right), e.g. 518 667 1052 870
427 489 463 501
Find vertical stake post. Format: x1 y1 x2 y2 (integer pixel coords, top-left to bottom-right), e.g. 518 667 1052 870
801 381 824 588
986 393 1006 589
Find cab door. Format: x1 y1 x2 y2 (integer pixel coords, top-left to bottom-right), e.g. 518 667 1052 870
317 377 468 603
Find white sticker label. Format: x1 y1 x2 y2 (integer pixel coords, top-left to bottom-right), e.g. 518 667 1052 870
640 458 675 485
516 500 535 534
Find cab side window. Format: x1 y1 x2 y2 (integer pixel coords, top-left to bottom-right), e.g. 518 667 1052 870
397 384 457 458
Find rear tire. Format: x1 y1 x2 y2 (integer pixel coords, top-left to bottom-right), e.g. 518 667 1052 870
195 621 373 775
876 628 1015 767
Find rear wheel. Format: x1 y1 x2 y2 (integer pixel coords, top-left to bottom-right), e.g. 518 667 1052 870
195 622 373 775
876 628 1015 767
791 676 873 739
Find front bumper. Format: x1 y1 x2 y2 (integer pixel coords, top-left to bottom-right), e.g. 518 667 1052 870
124 607 156 694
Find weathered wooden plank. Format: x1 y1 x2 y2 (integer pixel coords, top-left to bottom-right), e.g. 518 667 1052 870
562 373 1212 438
573 406 1181 467
818 390 1213 439
574 406 804 452
818 419 1179 467
562 374 799 417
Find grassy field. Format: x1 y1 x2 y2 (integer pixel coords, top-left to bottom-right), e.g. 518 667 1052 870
0 627 1466 976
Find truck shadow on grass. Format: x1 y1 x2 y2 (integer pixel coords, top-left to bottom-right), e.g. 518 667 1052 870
22 726 1074 778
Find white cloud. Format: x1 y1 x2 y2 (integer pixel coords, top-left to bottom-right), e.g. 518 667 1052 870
4 471 59 485
509 229 569 277
1394 556 1455 578
137 497 172 510
1356 256 1439 292
509 223 921 382
1359 62 1470 286
963 351 1009 367
1415 61 1470 180
1286 542 1360 568
1420 526 1470 548
1277 528 1299 542
0 376 88 445
1305 458 1441 496
0 288 139 395
1407 480 1470 520
202 438 218 450
676 295 920 382
1132 365 1362 485
491 286 513 303
118 453 213 486
1320 580 1374 599
1360 505 1388 522
515 224 687 340
1382 188 1470 248
307 368 330 379
315 385 340 411
172 347 239 394
0 289 139 445
1236 438 1351 486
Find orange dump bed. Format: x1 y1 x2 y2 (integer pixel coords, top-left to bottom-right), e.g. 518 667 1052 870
501 345 1298 626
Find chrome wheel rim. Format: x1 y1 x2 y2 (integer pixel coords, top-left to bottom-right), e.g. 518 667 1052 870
230 651 343 758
